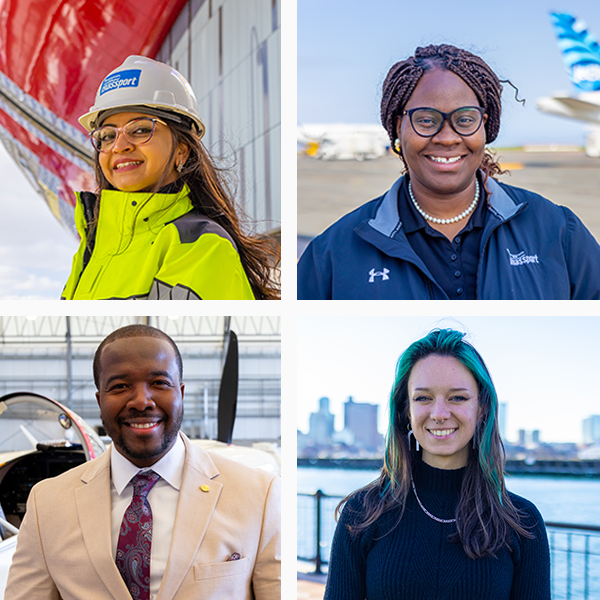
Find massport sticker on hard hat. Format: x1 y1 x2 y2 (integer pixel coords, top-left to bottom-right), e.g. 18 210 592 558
99 69 142 96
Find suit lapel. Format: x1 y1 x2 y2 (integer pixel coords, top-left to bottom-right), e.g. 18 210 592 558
75 448 131 600
156 438 223 600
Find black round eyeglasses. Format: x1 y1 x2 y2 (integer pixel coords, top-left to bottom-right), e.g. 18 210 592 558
402 106 485 137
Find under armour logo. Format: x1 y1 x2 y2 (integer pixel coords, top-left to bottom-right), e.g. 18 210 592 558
368 268 390 283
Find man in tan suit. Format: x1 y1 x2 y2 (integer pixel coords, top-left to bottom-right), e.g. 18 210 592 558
5 324 280 600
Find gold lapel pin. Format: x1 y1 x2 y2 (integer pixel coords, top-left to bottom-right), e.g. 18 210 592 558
200 484 210 492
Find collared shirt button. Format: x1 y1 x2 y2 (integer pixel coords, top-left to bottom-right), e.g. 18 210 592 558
131 200 137 206
454 236 461 244
454 270 461 278
456 287 464 295
450 253 457 261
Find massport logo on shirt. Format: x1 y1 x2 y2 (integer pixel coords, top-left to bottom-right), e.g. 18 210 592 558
506 248 539 266
99 69 142 96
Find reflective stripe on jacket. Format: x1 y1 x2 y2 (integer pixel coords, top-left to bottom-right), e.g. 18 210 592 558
297 175 600 300
61 185 255 300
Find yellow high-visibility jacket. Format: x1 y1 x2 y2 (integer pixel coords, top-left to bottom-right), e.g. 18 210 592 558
61 185 255 300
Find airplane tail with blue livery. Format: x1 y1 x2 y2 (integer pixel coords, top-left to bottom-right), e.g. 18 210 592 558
537 12 600 157
551 12 600 92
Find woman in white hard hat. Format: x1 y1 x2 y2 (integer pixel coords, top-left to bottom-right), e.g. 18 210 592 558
61 55 279 300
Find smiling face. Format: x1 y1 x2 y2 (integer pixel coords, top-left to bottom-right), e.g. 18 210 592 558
408 354 480 469
397 68 487 198
95 336 184 467
98 112 189 192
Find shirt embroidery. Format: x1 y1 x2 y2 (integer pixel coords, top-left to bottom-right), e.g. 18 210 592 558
506 248 539 266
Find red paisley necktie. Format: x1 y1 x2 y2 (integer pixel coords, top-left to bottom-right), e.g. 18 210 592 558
116 471 160 600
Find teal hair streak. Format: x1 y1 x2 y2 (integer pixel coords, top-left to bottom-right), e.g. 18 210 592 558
447 333 504 503
381 335 433 498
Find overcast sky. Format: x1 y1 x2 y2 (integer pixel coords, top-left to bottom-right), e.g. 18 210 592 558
0 142 77 300
298 0 599 147
297 316 600 445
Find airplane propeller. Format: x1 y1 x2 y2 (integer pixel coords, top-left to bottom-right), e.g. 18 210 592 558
217 330 238 444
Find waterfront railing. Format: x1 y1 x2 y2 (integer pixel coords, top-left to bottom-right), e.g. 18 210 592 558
298 491 600 599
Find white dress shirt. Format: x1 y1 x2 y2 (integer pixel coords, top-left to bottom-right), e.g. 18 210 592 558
110 433 186 600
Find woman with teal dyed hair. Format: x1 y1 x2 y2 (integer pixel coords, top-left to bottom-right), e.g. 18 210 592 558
324 329 551 600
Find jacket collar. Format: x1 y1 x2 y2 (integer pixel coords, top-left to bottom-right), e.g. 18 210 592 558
368 172 524 239
75 184 193 257
74 434 222 600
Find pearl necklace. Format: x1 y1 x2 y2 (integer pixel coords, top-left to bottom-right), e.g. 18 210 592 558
410 474 456 524
408 179 480 225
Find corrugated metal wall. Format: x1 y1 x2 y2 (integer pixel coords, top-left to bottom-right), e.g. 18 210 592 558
156 0 280 234
0 316 280 442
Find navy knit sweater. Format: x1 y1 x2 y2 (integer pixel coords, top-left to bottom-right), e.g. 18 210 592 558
324 461 551 600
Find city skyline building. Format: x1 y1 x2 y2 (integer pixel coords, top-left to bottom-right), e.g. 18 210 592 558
300 395 384 456
343 396 382 452
308 396 335 446
583 415 600 445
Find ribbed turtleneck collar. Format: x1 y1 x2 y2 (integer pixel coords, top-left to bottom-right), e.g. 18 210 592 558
412 458 466 495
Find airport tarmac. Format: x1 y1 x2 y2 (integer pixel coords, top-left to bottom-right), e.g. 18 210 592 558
297 150 600 256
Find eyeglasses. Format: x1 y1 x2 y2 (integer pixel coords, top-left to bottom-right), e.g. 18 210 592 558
402 106 485 137
90 117 167 152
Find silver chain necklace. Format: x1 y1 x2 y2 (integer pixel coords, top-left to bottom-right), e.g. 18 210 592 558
408 179 480 225
410 474 456 524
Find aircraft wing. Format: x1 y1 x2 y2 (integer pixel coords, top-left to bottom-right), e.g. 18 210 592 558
547 95 600 114
537 94 600 122
0 0 189 237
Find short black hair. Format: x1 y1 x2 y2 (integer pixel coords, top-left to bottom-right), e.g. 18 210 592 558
93 324 183 388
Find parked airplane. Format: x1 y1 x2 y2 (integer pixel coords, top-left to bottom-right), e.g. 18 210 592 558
298 123 390 161
537 12 600 157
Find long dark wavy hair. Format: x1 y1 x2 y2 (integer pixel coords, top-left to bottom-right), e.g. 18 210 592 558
380 44 523 181
338 328 533 559
91 116 280 300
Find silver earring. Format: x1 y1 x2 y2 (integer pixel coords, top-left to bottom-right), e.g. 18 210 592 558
407 427 420 451
177 160 185 173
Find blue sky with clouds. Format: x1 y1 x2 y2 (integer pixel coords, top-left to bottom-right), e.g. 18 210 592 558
298 0 600 146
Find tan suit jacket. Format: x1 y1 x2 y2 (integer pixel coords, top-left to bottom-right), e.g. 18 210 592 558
5 435 280 600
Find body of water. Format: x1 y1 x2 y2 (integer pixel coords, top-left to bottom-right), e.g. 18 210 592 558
298 467 600 526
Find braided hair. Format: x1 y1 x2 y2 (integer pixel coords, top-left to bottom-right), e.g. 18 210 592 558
381 44 507 179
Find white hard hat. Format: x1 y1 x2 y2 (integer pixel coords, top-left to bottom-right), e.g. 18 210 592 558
79 55 205 138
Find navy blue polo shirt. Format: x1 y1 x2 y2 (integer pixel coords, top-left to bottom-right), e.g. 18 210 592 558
398 179 486 299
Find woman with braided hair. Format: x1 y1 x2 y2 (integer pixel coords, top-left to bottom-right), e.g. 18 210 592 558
324 328 551 600
297 44 600 300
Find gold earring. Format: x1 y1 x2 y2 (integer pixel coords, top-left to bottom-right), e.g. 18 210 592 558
394 138 401 153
